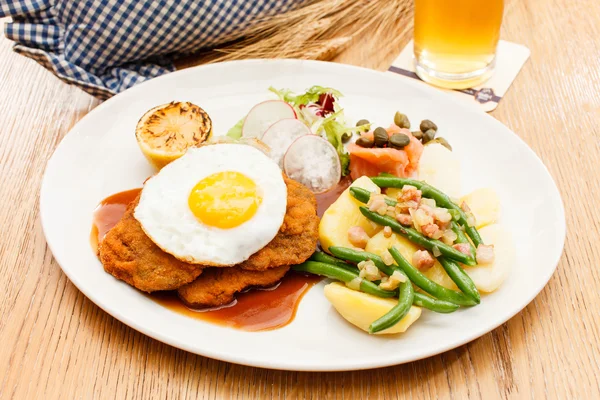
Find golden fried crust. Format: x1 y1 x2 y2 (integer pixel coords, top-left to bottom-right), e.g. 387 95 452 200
239 177 319 271
98 197 203 293
177 265 290 308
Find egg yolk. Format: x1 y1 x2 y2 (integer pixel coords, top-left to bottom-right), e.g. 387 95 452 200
188 171 262 229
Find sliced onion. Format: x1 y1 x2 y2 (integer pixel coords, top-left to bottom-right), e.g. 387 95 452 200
441 229 458 245
346 277 363 291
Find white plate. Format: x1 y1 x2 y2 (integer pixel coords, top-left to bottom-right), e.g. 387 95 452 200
40 59 565 371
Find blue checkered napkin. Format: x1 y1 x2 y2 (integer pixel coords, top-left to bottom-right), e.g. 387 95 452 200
1 0 302 99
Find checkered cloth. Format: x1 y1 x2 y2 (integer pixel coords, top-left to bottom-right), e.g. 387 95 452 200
1 0 302 99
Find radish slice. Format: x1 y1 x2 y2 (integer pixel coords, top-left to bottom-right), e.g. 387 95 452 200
242 100 296 138
261 118 312 167
283 135 341 193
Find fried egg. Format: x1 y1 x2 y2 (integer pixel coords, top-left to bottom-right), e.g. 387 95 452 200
134 144 287 266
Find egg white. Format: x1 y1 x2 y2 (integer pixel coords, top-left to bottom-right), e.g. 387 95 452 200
134 144 287 266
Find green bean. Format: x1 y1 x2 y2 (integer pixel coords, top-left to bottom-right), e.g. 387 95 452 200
371 176 484 247
369 279 414 334
413 293 460 313
438 257 480 304
329 246 398 277
349 187 396 207
310 251 359 273
451 221 475 259
324 247 461 312
359 207 476 266
292 261 396 298
350 189 476 264
350 187 475 265
388 247 478 306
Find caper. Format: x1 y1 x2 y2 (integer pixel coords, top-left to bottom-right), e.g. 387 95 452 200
394 112 411 129
422 129 436 143
356 136 375 148
373 127 389 147
426 137 452 150
341 131 352 143
411 130 423 140
356 119 370 127
420 119 438 133
389 133 411 149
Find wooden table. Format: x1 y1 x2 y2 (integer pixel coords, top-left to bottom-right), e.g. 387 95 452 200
1 0 599 397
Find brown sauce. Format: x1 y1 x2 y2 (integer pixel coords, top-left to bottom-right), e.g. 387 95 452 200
90 188 141 253
315 175 352 217
90 186 328 332
151 272 321 331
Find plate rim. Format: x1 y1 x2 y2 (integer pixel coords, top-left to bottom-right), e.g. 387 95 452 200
39 58 566 371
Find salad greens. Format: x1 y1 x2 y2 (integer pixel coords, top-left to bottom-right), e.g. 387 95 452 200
226 117 244 139
269 86 342 109
270 86 362 176
227 85 365 176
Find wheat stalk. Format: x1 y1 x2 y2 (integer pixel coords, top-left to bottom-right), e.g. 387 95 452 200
197 0 413 64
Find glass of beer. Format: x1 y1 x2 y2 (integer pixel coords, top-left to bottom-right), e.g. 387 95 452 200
413 0 504 89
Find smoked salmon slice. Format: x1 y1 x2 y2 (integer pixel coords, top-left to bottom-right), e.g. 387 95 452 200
348 126 423 181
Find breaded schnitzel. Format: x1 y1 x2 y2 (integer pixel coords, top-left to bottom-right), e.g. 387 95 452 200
175 178 317 307
177 265 290 308
239 177 319 271
98 197 203 292
99 176 318 301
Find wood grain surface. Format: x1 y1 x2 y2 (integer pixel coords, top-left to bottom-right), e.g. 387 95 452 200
1 0 599 397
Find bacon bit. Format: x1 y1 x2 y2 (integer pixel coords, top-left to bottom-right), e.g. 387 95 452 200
413 250 435 271
396 213 412 226
452 243 472 255
348 226 370 248
421 223 442 239
383 226 392 238
476 244 495 264
398 185 422 203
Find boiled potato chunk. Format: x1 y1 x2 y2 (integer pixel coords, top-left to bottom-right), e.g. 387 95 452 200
461 188 500 229
423 262 458 290
417 143 461 199
319 176 382 252
366 230 449 277
324 282 421 334
423 224 514 293
463 224 514 292
365 230 419 261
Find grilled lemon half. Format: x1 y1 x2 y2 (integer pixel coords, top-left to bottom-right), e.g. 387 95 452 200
136 102 212 169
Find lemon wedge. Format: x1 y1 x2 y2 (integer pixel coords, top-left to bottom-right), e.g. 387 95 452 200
135 102 212 169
